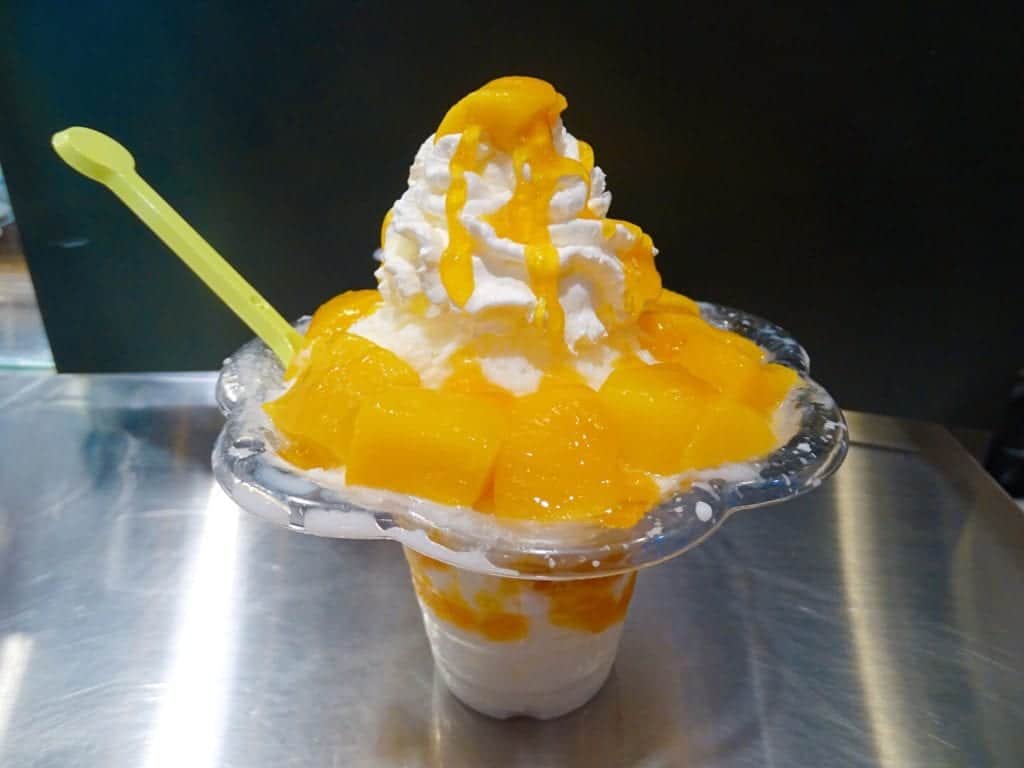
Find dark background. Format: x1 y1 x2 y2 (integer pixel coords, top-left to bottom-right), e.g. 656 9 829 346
0 3 1020 428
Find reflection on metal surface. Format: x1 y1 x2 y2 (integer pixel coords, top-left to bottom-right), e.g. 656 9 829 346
952 458 1024 765
0 374 1021 766
0 634 33 753
837 459 915 768
143 484 240 768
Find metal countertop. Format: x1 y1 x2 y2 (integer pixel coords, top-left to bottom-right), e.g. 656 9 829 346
0 373 1021 767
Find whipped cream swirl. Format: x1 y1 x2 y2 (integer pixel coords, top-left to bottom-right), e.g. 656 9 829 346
375 121 655 350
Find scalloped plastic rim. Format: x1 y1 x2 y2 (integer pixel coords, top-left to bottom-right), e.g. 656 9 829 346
212 303 848 579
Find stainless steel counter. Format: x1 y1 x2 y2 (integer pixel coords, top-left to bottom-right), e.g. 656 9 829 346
0 373 1021 767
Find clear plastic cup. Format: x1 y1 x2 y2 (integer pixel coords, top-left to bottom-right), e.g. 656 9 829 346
404 547 636 719
213 305 848 718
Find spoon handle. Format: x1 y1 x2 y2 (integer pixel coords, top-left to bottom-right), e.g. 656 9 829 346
53 127 302 366
107 169 303 366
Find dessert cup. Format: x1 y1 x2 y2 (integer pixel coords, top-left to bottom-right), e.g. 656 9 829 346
212 302 848 717
405 546 635 718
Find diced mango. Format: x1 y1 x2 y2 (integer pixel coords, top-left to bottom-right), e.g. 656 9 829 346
276 440 338 471
606 470 662 528
640 308 763 362
264 333 419 468
652 289 700 315
639 301 796 420
306 289 382 341
638 310 708 362
493 384 626 522
284 290 383 380
684 400 778 469
440 354 516 407
531 571 637 633
673 330 760 399
640 307 765 395
744 363 799 415
347 387 509 507
599 364 717 474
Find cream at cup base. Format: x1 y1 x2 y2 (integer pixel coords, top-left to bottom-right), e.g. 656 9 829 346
403 547 637 720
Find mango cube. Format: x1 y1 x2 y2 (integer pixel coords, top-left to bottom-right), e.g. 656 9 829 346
347 387 509 507
284 290 383 380
264 333 419 468
639 309 763 370
744 363 800 415
638 310 707 362
684 400 778 469
673 330 761 399
493 384 625 522
306 289 382 341
440 354 516 407
599 364 716 474
606 470 662 528
652 288 700 315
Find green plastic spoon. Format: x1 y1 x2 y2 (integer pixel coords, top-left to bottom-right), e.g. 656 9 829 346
52 126 303 366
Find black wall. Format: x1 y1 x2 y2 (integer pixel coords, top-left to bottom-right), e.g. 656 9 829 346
0 3 1020 428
